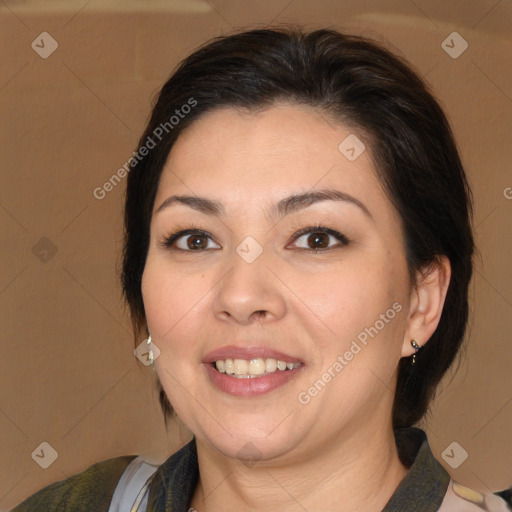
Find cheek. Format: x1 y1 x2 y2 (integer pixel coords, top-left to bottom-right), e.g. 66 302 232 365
289 257 400 333
141 260 209 352
294 257 407 383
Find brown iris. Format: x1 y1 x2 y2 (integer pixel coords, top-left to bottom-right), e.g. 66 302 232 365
307 232 329 249
187 235 208 250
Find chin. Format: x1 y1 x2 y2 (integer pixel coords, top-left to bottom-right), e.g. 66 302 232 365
211 432 298 465
192 413 308 465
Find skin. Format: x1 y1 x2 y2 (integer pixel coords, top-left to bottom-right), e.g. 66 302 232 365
141 103 451 511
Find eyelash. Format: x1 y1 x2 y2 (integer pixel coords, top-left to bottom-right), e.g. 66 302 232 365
159 224 350 252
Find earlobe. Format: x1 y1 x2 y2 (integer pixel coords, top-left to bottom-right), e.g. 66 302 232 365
401 256 451 358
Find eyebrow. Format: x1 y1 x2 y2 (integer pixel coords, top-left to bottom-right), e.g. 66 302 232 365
156 188 374 221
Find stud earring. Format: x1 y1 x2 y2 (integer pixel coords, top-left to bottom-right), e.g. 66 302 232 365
147 335 154 366
411 339 421 365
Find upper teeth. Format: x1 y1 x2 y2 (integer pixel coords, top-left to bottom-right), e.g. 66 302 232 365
215 358 300 378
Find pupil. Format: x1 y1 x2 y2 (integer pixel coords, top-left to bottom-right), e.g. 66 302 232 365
309 232 328 249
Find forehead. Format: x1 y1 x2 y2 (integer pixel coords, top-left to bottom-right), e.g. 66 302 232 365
156 103 393 223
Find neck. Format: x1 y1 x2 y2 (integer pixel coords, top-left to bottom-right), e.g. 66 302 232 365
190 422 408 512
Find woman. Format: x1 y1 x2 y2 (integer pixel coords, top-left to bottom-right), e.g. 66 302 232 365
12 26 509 512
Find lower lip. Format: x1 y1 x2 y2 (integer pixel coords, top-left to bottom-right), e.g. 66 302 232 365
204 363 304 397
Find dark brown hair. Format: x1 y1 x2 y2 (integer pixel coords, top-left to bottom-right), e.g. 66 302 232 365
121 26 474 431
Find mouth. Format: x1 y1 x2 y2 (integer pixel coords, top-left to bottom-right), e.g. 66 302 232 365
203 346 305 397
211 358 302 378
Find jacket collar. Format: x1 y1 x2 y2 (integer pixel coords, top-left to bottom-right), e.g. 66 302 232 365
383 427 450 511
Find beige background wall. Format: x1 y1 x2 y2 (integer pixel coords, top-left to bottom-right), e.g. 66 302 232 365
1 0 511 509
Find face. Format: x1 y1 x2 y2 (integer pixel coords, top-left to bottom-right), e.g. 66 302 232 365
142 103 413 464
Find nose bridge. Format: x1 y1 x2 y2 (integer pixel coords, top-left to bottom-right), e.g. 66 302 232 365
213 236 285 323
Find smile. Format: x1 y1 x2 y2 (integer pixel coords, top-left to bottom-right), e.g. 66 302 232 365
214 358 302 378
203 345 305 396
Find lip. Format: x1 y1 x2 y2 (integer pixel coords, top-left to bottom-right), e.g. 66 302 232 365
203 344 305 397
203 345 303 364
204 362 305 397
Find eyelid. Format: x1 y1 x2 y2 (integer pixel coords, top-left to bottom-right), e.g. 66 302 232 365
287 225 350 249
159 228 221 250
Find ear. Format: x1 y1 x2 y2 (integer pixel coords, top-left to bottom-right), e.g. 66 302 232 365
402 256 451 357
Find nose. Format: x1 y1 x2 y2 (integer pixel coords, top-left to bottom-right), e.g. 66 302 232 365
212 248 287 325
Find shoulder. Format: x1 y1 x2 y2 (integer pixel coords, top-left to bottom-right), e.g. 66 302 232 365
11 454 138 512
439 480 510 511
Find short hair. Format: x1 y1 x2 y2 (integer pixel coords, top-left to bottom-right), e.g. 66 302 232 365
121 26 474 430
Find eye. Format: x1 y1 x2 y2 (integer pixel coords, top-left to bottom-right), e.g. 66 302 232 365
289 226 349 251
160 229 221 251
160 225 349 252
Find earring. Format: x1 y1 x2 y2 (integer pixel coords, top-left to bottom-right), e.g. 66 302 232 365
411 339 421 365
147 335 154 366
